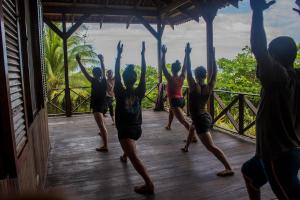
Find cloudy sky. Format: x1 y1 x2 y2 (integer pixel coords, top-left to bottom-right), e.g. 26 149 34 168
84 0 299 69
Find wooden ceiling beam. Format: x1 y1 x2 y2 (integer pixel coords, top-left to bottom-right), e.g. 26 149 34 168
66 14 90 38
136 15 159 39
126 0 143 29
178 7 199 22
99 16 104 29
43 16 64 38
43 2 157 11
160 0 190 15
43 6 158 17
126 16 135 29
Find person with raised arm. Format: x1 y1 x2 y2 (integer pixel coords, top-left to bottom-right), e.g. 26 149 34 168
241 0 300 199
114 41 154 195
181 43 234 177
76 53 109 152
293 0 300 15
104 69 115 125
161 45 197 142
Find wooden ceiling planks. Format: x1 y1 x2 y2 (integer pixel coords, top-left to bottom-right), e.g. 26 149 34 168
42 0 242 25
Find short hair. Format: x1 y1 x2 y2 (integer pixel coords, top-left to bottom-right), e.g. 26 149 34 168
194 66 207 80
268 36 297 67
122 64 137 86
171 60 181 74
92 67 102 78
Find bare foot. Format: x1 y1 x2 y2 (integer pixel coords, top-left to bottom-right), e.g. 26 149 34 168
181 147 188 153
120 155 127 163
134 184 154 195
216 169 234 177
96 146 108 152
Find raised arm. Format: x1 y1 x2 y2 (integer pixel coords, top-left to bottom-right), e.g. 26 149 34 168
114 41 123 88
293 0 300 15
98 54 106 79
208 48 217 91
161 45 172 80
76 54 93 82
185 43 197 92
135 41 147 98
180 49 187 78
250 0 275 68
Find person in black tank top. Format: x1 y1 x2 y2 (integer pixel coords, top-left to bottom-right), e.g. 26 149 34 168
181 43 234 177
76 54 109 152
114 41 154 195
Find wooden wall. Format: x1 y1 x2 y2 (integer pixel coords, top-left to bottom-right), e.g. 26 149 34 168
17 107 49 192
0 108 49 193
0 0 50 194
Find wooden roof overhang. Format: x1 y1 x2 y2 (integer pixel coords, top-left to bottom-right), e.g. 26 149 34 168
42 0 242 27
41 0 243 115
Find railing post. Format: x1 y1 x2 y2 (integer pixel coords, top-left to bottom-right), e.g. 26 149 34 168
186 87 190 116
238 94 244 135
154 83 165 111
209 91 215 122
62 15 72 117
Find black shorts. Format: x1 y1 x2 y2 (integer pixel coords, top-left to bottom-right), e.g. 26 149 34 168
170 97 185 108
192 112 212 134
105 96 113 106
117 126 142 141
91 103 107 113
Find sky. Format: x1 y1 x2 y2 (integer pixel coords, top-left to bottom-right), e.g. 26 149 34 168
83 0 300 70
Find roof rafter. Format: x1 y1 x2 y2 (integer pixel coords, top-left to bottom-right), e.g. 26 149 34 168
126 0 144 29
43 6 157 17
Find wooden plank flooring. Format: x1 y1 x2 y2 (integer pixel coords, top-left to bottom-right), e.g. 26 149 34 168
47 111 275 200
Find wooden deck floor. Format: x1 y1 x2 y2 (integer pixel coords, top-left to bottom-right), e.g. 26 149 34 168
47 111 275 200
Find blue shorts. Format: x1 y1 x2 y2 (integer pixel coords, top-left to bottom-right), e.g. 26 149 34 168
241 148 300 200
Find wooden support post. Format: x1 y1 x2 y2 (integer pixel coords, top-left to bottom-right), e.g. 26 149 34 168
62 15 72 117
44 14 87 117
238 94 245 135
210 91 215 122
154 20 165 111
203 7 217 117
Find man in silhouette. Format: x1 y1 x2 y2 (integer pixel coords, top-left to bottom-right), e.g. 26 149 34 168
241 0 300 199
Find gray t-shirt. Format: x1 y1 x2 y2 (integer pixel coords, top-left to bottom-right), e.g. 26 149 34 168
256 59 300 160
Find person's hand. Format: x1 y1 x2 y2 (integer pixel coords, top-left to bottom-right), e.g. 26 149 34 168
185 43 192 54
293 0 300 15
250 0 276 11
141 41 145 55
162 45 167 55
98 54 104 62
76 54 81 62
117 41 123 55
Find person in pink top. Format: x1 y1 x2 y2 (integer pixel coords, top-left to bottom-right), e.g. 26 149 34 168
161 45 197 142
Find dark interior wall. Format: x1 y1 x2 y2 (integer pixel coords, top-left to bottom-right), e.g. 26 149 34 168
0 0 18 181
0 0 49 193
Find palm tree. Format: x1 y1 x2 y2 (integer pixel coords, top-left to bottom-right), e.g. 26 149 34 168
44 24 99 113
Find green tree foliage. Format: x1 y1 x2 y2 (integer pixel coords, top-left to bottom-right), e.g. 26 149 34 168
216 46 260 94
44 24 99 113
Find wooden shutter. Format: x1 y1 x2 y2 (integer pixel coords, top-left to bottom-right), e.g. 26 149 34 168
2 0 27 155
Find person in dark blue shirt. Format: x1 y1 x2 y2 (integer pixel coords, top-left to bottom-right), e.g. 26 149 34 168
114 41 154 195
76 54 109 152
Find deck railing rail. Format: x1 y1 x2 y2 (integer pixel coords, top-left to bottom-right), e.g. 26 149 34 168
159 83 260 137
47 83 260 137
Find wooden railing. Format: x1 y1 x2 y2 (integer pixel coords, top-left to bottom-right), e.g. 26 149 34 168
159 82 260 137
47 87 92 115
48 83 260 137
211 90 259 137
47 83 159 115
